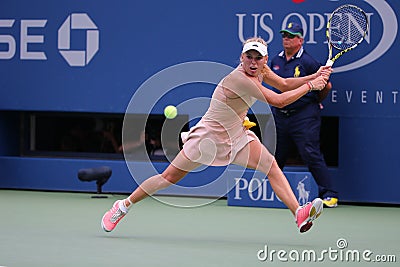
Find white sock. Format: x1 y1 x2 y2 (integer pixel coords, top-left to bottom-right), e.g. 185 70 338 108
118 199 131 213
126 197 133 207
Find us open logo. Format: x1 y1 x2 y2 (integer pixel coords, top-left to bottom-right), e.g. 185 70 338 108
58 13 99 67
236 0 397 73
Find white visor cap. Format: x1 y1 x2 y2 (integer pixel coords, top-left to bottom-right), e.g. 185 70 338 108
242 41 268 56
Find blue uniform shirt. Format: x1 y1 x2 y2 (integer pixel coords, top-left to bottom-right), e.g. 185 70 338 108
270 46 321 110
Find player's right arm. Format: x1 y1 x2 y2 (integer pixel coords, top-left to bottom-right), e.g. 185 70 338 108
262 65 331 92
253 74 328 108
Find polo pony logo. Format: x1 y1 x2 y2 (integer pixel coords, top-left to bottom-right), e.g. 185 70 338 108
294 66 300 77
297 176 310 205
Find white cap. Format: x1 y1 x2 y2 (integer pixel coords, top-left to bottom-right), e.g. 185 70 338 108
242 41 268 56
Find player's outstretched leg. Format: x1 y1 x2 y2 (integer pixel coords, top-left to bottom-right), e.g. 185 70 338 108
295 198 323 233
101 151 199 233
232 141 324 233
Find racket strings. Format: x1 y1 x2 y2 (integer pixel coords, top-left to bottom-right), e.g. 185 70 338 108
329 6 368 50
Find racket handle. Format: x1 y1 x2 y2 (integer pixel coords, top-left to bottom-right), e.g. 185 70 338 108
325 59 334 67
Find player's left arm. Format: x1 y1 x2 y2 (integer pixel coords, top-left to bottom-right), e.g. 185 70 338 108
305 57 332 103
262 65 328 92
318 80 332 102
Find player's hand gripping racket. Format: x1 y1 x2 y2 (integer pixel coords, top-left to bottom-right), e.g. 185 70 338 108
325 4 369 66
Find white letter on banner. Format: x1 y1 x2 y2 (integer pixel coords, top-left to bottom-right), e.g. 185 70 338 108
234 178 248 200
376 91 383 104
0 20 16 59
248 178 262 200
361 91 367 103
331 90 337 103
346 91 353 103
236 14 246 43
307 13 325 44
20 20 47 60
392 91 398 104
259 13 273 43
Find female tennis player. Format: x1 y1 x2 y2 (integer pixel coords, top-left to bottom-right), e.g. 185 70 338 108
101 37 331 234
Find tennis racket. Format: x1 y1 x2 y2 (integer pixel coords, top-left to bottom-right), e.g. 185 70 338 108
325 4 369 66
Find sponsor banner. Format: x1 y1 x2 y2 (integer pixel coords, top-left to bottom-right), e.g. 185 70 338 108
227 171 318 208
0 0 398 116
1 0 400 204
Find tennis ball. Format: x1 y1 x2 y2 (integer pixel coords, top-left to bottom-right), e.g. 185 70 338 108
164 105 177 119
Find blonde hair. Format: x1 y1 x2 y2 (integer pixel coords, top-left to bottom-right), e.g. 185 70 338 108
243 37 268 47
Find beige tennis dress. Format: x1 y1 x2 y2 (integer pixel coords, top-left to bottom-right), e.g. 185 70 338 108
181 64 272 166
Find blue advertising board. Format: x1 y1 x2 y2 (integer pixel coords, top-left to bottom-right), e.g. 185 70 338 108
0 0 399 204
227 170 318 208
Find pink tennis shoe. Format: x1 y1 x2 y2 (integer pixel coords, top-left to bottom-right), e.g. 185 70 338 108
101 199 322 233
101 200 127 232
295 198 323 233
